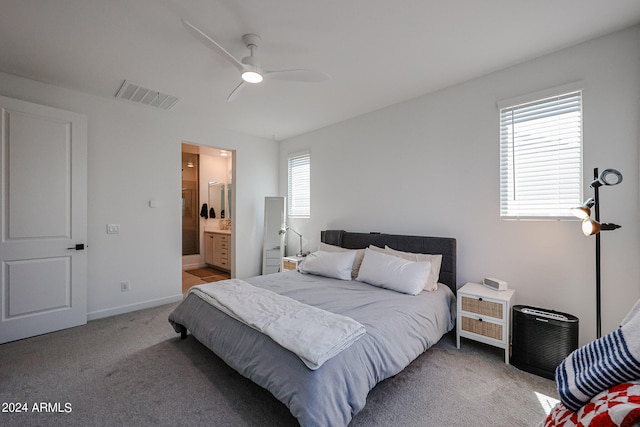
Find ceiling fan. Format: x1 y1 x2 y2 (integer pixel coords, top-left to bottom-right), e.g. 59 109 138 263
182 19 330 102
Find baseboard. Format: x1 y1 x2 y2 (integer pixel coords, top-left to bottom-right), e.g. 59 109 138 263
87 294 184 321
182 262 206 270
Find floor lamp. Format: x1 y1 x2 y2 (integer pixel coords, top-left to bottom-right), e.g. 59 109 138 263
571 167 622 338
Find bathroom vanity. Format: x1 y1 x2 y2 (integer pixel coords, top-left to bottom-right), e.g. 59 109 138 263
204 230 231 271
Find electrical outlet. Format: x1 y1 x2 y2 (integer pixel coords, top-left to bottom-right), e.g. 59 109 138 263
121 281 130 292
107 224 120 234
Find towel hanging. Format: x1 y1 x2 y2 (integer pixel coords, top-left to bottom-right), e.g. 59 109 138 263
200 203 208 219
210 207 216 218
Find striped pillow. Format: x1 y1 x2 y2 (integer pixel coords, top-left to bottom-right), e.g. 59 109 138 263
556 302 640 412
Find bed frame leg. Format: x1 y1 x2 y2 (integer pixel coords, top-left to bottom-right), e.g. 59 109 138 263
178 324 188 340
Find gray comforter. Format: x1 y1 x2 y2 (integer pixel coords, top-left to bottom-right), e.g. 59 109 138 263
169 270 456 426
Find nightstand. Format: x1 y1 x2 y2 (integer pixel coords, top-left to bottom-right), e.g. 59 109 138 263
456 282 515 364
282 256 304 271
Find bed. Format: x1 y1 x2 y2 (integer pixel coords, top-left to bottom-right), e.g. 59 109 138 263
169 230 457 426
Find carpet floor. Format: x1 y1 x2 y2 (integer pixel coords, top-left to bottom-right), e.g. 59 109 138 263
0 302 558 427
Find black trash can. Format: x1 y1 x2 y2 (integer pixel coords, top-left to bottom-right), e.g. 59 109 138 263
511 305 579 379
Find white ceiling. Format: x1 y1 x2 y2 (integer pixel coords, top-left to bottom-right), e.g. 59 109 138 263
2 0 640 140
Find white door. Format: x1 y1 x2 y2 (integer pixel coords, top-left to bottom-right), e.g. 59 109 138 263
0 95 87 344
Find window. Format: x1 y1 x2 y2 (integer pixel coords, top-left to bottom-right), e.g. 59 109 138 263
499 88 583 219
288 152 310 218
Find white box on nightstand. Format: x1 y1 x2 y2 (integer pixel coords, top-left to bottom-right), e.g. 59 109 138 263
456 282 515 364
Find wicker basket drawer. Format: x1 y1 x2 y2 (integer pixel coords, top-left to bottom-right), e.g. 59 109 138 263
461 316 503 341
282 260 297 271
461 296 503 320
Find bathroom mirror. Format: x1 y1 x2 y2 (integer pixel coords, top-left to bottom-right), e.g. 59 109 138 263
208 182 223 219
225 184 232 219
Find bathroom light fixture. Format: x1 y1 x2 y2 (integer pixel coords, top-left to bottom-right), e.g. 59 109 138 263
571 167 623 338
279 226 304 257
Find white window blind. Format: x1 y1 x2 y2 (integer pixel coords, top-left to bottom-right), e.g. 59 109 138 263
499 90 582 219
288 152 310 218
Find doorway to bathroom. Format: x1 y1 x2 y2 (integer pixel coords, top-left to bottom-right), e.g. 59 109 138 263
181 143 234 290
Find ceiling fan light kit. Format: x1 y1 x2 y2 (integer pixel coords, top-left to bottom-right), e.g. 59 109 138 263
182 19 328 101
241 71 263 84
239 36 264 83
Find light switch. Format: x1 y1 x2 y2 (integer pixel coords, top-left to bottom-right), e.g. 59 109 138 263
149 199 159 208
107 224 120 234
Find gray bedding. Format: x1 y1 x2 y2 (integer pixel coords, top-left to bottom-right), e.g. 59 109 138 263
169 270 456 426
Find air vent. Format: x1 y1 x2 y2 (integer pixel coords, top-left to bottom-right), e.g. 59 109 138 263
115 80 180 110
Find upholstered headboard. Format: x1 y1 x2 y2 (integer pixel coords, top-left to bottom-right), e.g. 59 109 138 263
321 230 457 295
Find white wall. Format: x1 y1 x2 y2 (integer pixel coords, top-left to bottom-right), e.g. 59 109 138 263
0 71 278 320
279 26 640 345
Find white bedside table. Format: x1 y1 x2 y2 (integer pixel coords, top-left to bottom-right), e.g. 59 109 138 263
282 256 304 271
456 282 515 364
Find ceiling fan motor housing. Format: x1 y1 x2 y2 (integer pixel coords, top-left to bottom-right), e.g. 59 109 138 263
242 33 262 49
242 55 260 67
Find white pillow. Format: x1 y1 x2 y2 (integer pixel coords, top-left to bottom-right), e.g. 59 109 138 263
356 248 431 295
298 250 356 281
384 246 442 291
366 245 441 291
318 242 365 279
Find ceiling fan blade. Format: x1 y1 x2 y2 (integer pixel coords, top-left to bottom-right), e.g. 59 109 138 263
182 19 245 73
263 69 330 82
226 81 246 102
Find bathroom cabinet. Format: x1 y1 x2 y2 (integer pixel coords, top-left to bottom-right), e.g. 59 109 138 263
204 231 231 271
